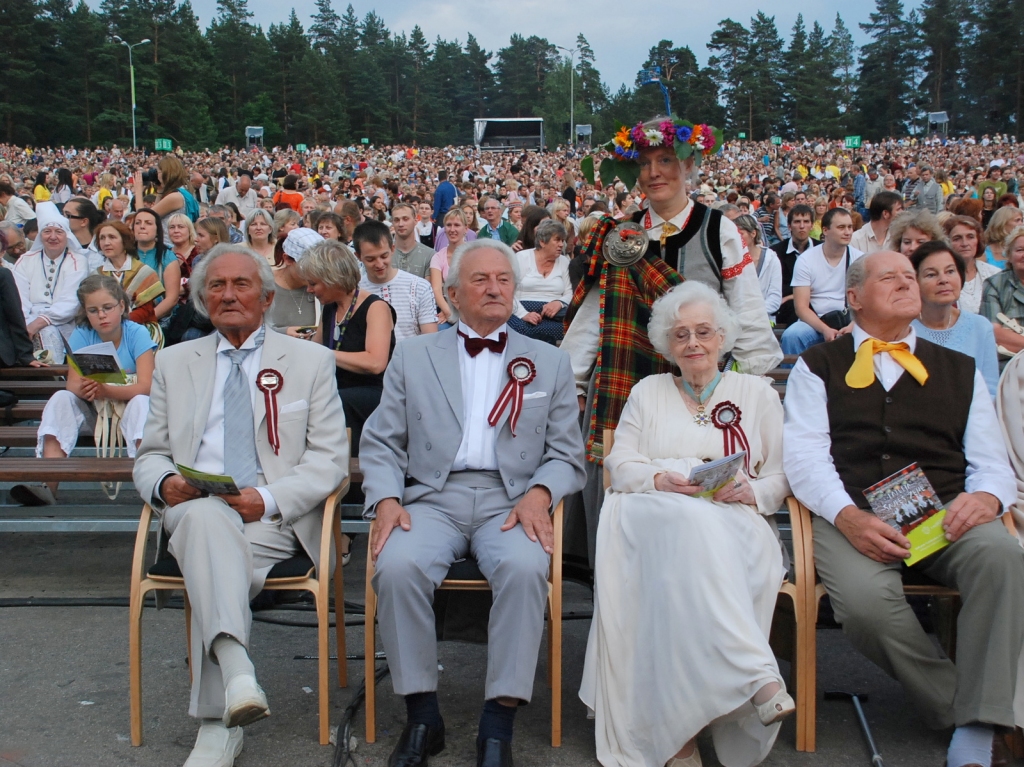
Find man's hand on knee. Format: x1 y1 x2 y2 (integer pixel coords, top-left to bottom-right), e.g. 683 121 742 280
371 498 411 562
160 474 203 507
501 486 554 554
835 505 911 564
217 488 266 523
943 492 1000 542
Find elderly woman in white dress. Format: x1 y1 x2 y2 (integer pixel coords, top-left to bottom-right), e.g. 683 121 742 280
580 281 793 767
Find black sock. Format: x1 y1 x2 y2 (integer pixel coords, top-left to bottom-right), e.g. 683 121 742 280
404 691 442 729
478 698 517 743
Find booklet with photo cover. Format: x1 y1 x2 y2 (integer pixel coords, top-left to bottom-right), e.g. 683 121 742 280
175 464 241 496
688 451 747 498
61 336 127 384
863 463 949 565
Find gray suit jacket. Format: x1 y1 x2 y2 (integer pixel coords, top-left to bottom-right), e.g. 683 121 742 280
133 326 349 571
359 326 587 516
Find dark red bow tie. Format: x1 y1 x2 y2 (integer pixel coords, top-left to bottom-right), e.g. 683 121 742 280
459 331 507 357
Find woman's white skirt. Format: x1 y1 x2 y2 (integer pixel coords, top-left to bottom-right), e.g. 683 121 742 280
37 390 150 458
579 490 786 767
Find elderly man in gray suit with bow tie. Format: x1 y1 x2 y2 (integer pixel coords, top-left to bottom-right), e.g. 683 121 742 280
134 244 349 767
360 239 586 767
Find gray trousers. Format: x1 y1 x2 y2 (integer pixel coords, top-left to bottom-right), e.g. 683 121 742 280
163 497 297 719
372 471 550 702
813 516 1024 728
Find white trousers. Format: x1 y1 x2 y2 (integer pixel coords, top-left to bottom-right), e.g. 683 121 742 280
36 390 150 458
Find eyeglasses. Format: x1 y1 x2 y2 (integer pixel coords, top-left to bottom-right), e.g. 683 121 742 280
86 303 121 317
672 327 720 344
65 213 87 220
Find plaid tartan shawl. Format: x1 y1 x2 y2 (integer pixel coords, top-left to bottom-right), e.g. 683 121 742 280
565 215 684 462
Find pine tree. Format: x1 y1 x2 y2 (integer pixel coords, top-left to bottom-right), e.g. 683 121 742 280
853 0 915 138
829 15 856 127
782 15 812 136
707 19 751 137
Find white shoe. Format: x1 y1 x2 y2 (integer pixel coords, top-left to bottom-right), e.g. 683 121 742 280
183 721 242 767
223 673 270 728
756 689 796 726
666 745 703 767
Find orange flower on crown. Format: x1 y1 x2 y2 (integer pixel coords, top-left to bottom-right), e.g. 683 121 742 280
688 124 703 145
613 126 633 149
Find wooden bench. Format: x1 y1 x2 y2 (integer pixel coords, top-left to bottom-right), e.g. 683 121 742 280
0 380 66 397
0 366 69 379
2 402 45 424
0 426 95 448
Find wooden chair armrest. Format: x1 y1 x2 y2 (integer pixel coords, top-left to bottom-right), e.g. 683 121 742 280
131 504 155 583
319 481 348 578
1004 513 1018 537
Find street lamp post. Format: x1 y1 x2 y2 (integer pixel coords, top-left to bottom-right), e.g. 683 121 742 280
113 36 151 150
556 44 581 146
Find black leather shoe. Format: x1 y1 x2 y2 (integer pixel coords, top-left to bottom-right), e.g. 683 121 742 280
387 720 446 767
476 737 514 767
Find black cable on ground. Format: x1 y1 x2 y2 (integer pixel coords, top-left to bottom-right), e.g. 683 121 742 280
333 664 391 767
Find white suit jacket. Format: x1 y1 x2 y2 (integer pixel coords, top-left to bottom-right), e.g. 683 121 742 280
133 326 349 571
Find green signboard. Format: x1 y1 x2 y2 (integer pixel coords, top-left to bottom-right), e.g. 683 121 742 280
154 138 172 151
738 132 747 139
844 135 862 149
770 136 782 146
296 143 308 152
360 138 370 145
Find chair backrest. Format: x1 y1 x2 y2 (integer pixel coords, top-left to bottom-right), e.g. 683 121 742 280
602 428 614 491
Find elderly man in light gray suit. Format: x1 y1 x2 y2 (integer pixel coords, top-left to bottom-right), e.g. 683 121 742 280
133 244 348 767
360 239 587 767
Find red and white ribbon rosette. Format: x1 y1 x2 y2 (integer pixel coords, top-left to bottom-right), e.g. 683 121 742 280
487 357 537 437
710 401 751 475
256 368 284 455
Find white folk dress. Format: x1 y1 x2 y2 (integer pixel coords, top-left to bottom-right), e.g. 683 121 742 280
580 371 789 767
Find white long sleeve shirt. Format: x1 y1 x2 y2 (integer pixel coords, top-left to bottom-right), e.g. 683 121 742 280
783 325 1016 524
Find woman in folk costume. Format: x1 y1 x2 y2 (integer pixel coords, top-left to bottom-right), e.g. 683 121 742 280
12 201 91 361
94 220 164 330
565 118 782 565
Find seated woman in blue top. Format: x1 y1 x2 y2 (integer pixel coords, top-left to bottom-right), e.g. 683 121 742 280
131 208 181 327
910 241 1000 396
9 274 157 506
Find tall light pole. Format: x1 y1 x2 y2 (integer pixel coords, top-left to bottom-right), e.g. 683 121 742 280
113 36 151 150
556 44 581 146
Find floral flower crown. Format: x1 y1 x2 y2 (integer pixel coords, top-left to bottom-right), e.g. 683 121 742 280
581 118 723 191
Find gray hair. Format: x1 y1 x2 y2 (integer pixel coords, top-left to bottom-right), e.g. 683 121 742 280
1004 225 1024 259
245 208 277 244
274 208 301 231
846 254 870 291
445 239 520 292
297 239 362 293
534 219 567 246
190 243 276 318
648 281 739 361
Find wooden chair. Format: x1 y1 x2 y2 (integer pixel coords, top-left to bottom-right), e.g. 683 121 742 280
363 500 565 747
602 430 817 751
128 482 349 747
790 498 1019 752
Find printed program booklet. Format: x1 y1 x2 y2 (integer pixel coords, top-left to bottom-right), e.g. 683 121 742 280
863 462 949 565
689 452 747 498
62 337 127 384
175 465 241 496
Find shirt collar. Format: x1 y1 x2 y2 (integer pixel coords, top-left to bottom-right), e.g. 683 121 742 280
216 325 266 354
852 323 917 353
644 199 693 232
458 320 507 342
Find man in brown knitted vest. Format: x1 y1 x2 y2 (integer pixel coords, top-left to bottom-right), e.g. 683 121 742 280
783 250 1023 767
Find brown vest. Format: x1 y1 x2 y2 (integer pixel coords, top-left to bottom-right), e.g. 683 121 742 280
802 335 975 509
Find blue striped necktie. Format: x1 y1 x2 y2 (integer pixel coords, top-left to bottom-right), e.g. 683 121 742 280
221 332 264 489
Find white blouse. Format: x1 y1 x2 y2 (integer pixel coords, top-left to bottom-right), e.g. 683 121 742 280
513 248 572 318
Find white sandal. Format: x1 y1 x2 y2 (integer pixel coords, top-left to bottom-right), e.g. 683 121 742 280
756 689 795 726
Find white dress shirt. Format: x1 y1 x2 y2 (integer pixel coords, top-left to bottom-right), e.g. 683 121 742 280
783 324 1017 524
190 327 280 522
451 321 508 471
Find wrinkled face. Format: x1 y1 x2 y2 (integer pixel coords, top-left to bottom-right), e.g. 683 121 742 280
447 247 515 328
916 251 962 306
949 225 980 261
482 199 502 225
357 238 393 283
41 225 67 255
318 220 341 240
237 175 251 195
849 251 921 324
669 302 723 377
203 252 272 335
98 227 127 258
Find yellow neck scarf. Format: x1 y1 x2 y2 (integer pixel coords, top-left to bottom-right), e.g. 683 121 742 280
659 221 679 247
845 338 929 389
